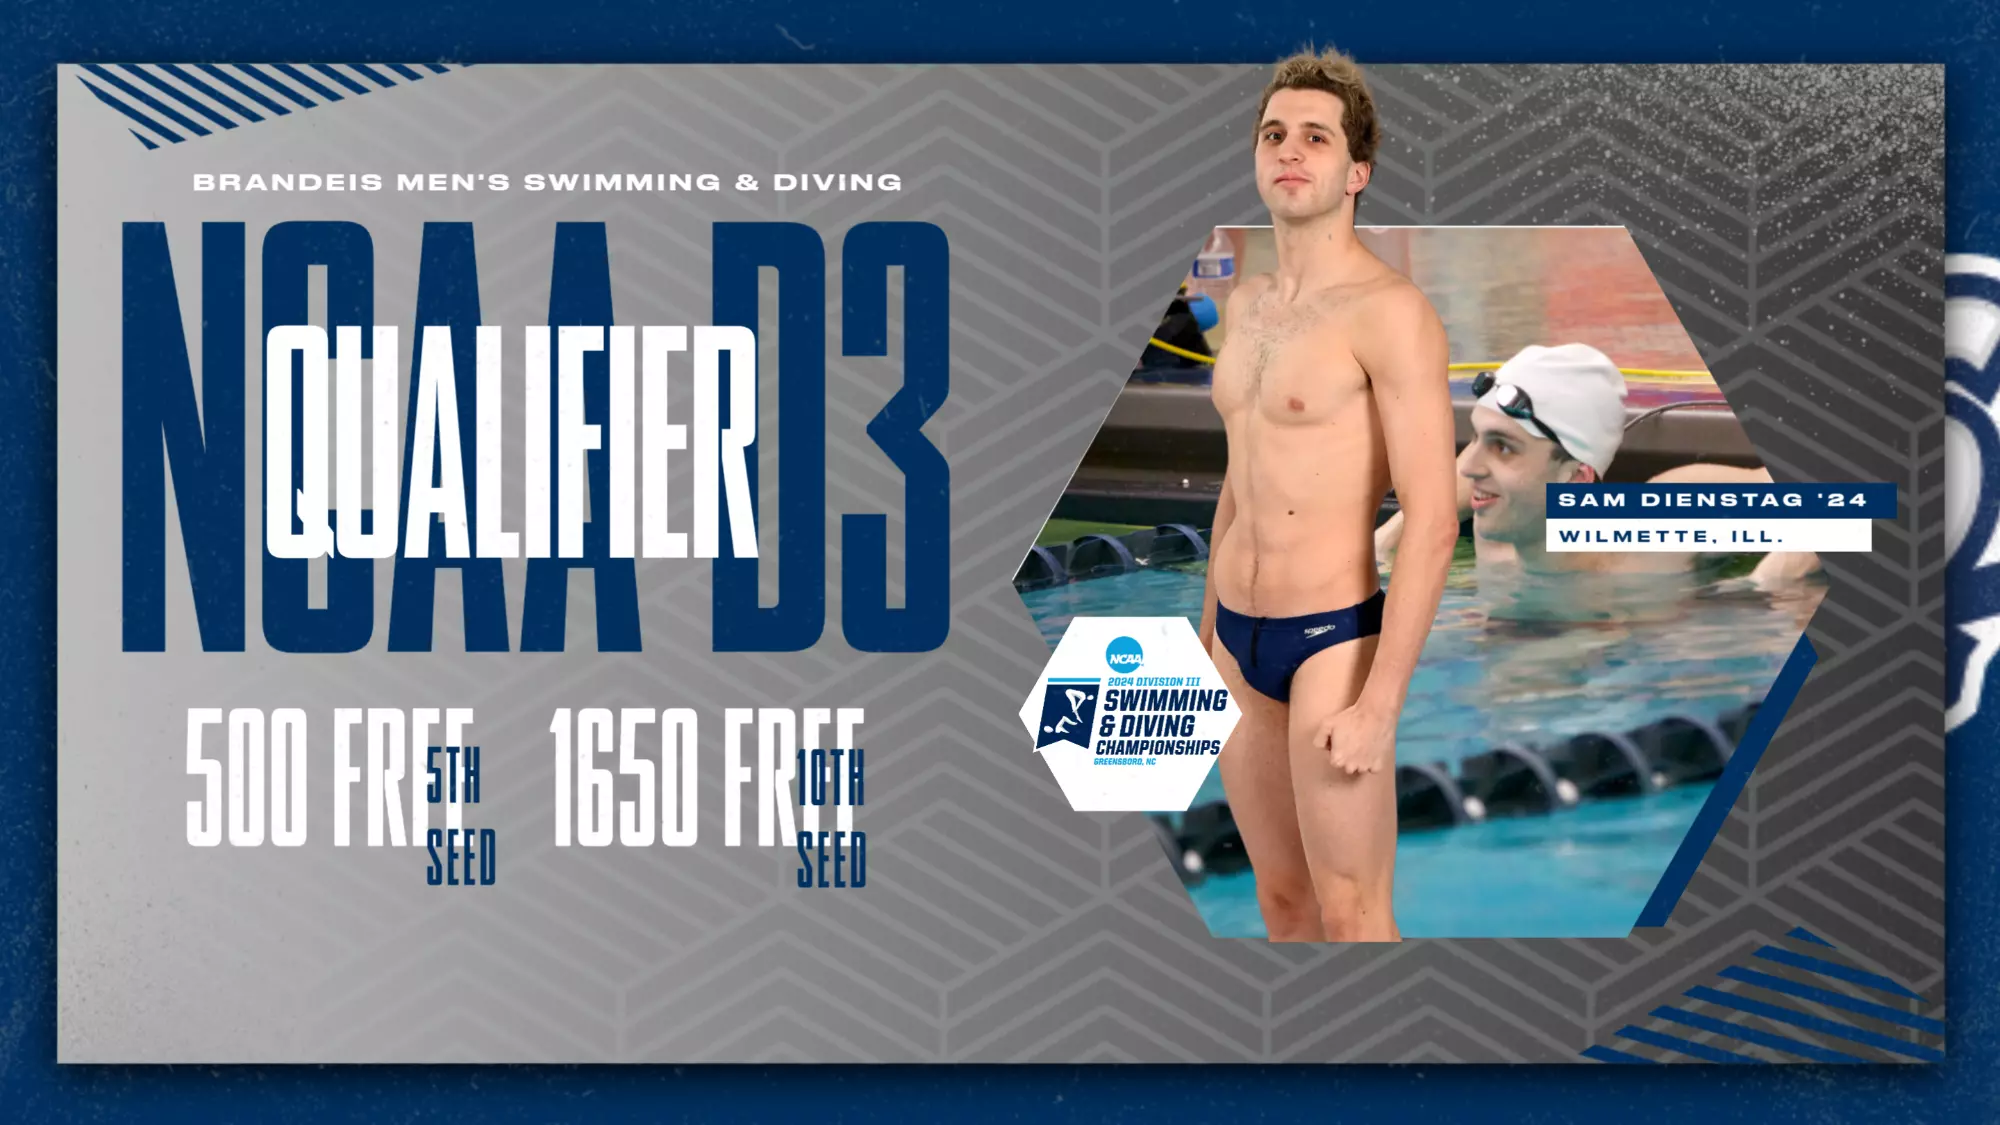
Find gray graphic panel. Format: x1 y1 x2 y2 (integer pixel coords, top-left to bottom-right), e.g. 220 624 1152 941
57 63 1942 1062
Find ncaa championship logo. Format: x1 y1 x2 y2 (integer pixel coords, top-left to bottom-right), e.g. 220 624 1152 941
1946 254 2000 731
1017 617 1242 812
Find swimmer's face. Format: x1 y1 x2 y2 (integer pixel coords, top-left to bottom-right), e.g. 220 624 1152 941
1255 89 1369 222
1463 406 1594 544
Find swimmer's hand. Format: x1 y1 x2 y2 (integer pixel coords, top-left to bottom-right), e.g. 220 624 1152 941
1373 514 1403 568
1750 549 1822 589
1318 704 1396 776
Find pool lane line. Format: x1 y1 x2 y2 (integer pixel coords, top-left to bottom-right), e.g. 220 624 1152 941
1633 635 1817 928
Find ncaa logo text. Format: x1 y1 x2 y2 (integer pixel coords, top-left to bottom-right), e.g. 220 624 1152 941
1105 636 1144 674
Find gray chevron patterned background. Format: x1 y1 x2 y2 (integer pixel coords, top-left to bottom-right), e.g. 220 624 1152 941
55 63 1942 1063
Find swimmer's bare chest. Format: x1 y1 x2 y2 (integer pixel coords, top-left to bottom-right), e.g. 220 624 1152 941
1210 280 1393 614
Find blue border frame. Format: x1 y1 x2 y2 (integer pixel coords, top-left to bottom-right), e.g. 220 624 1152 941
4 1 1989 1118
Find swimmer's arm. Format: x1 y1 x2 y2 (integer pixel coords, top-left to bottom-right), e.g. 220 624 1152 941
1375 444 1475 564
1647 463 1824 579
1648 463 1772 486
1199 286 1252 656
1748 548 1823 587
1200 472 1237 657
1353 289 1459 720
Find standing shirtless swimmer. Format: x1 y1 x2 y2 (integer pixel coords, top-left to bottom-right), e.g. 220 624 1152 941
1196 50 1460 942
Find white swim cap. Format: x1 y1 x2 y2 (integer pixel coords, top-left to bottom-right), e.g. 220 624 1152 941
1475 343 1630 474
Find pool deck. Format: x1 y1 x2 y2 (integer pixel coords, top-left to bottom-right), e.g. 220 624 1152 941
1103 382 1751 459
1059 382 1753 527
1073 226 1754 526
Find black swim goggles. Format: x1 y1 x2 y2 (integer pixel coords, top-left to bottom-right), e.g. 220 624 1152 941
1469 370 1574 461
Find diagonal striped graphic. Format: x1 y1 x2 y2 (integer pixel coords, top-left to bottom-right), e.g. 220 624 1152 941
76 62 461 149
1590 927 1943 1063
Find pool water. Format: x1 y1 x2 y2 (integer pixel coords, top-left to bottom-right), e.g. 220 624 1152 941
1020 563 1817 786
1193 785 1714 938
1018 561 1821 938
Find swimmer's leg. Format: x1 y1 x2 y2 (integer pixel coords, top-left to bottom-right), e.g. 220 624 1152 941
1288 635 1401 942
1211 634 1323 942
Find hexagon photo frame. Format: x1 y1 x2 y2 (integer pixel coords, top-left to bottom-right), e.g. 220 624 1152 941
1013 225 1826 940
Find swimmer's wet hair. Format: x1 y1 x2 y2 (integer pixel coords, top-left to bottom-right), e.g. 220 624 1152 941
1256 47 1380 167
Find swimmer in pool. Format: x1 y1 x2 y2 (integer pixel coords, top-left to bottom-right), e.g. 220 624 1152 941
1373 342 1824 593
1194 48 1460 943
